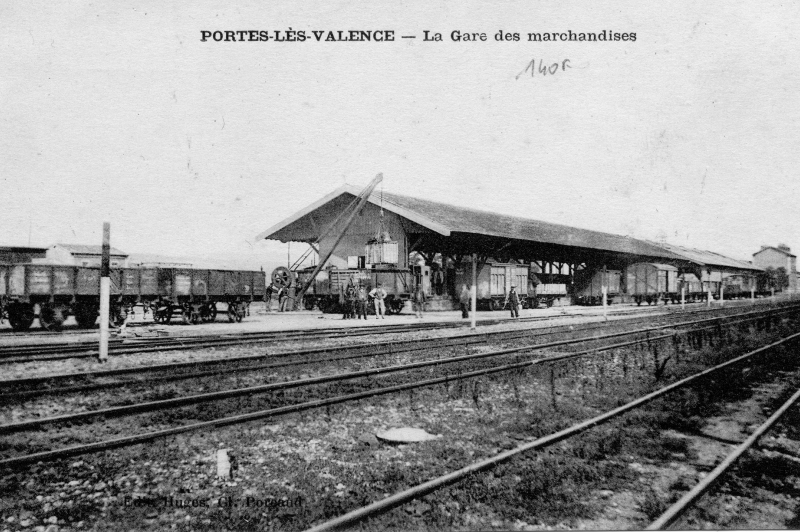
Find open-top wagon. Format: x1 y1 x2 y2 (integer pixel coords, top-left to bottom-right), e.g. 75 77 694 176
0 264 265 331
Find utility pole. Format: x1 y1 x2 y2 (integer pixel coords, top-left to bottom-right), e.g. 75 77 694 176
471 253 477 331
98 222 110 362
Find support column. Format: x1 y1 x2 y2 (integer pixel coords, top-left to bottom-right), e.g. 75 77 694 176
99 222 110 363
720 283 725 306
681 284 686 309
602 265 608 320
471 253 477 331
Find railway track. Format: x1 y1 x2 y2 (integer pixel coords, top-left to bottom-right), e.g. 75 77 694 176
646 386 800 530
0 304 792 400
0 299 779 364
0 304 794 469
302 326 800 532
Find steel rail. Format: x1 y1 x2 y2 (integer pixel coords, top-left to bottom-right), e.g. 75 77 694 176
0 313 557 359
0 305 790 426
0 300 782 363
1 302 788 392
0 305 786 401
0 322 467 363
0 336 483 389
0 324 677 433
0 316 636 391
0 337 486 400
646 387 800 530
3 310 792 467
0 330 688 468
302 331 800 532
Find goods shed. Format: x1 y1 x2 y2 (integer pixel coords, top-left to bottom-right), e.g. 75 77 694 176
257 185 768 309
256 185 718 309
257 184 687 267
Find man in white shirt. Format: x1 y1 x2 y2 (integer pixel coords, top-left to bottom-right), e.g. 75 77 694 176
369 283 388 319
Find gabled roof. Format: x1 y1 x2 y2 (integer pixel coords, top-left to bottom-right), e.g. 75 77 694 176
54 244 128 257
256 185 683 260
378 191 686 259
754 246 796 258
256 186 763 273
653 242 762 272
255 185 451 242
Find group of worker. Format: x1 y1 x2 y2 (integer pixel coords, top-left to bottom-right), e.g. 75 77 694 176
268 278 522 319
341 281 389 320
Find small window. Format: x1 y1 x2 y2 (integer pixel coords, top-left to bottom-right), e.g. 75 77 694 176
82 261 89 266
347 256 366 269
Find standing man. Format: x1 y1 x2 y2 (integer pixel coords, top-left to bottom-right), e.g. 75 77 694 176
346 280 358 319
264 283 276 312
433 267 444 296
506 285 520 318
459 284 471 319
369 282 388 319
277 286 287 312
342 279 356 319
413 284 427 319
356 284 369 320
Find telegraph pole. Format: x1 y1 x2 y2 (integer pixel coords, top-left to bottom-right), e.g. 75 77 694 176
98 222 110 362
470 253 477 331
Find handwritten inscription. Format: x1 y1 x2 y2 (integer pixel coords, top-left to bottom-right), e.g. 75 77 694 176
516 59 572 80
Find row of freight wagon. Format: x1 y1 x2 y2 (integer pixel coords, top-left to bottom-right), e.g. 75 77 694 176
291 261 762 314
0 263 266 331
292 263 565 313
450 261 758 309
572 263 763 305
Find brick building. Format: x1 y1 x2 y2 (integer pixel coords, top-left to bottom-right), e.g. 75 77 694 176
752 245 797 292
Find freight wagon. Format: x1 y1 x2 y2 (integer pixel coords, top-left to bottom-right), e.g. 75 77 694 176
291 266 412 314
454 261 532 310
700 270 722 301
625 263 680 305
529 283 568 308
721 272 758 300
0 263 265 331
573 269 622 305
678 273 704 302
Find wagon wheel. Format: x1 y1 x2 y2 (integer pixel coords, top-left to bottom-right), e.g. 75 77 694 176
75 303 98 328
39 304 57 331
271 267 294 289
154 306 171 324
201 303 218 322
109 305 128 327
227 304 243 323
8 304 35 332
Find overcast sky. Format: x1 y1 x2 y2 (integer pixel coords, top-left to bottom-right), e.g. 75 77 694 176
2 1 798 269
